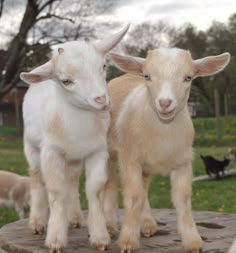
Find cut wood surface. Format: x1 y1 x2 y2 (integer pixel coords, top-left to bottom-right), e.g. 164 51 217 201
0 209 236 253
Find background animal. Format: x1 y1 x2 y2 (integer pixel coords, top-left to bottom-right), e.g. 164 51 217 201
228 148 236 162
0 170 30 219
20 25 129 253
200 155 230 179
104 48 230 253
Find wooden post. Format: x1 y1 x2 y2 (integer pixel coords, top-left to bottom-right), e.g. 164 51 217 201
224 92 229 117
214 88 222 144
13 88 20 135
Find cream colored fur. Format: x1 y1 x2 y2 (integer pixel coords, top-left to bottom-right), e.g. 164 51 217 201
20 25 129 253
105 48 230 253
0 170 30 219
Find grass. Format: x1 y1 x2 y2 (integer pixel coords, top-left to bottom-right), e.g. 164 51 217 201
0 116 236 227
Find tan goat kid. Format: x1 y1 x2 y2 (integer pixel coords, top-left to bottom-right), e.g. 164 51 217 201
105 48 230 253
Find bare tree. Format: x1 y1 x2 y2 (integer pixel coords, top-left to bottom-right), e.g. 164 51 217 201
0 0 116 98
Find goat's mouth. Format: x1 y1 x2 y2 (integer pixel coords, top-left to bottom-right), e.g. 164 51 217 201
157 108 176 121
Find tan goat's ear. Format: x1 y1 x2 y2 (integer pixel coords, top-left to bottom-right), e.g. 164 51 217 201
110 53 145 75
20 61 54 85
193 52 230 78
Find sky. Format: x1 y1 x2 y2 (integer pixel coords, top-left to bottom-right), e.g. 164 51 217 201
109 0 236 30
1 0 236 45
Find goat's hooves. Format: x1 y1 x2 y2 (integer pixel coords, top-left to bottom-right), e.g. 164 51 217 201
189 249 202 253
95 244 108 251
118 237 139 253
120 249 133 253
49 248 63 253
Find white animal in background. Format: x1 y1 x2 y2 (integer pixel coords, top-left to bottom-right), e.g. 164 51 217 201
20 24 129 253
104 48 230 253
229 240 236 253
0 170 30 219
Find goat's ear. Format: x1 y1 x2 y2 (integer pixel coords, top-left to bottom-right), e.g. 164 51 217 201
20 61 54 85
94 24 130 55
110 53 145 75
193 53 230 78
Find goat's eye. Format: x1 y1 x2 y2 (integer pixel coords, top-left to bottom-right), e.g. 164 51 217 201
62 79 73 86
184 75 192 82
103 64 107 70
144 74 151 81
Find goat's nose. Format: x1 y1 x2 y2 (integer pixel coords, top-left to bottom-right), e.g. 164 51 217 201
95 95 106 105
159 99 172 110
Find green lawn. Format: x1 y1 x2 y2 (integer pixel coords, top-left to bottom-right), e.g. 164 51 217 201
0 117 236 227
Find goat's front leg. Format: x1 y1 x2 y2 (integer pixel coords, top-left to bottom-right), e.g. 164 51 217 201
118 159 145 252
103 155 119 237
67 162 83 228
141 173 158 238
24 142 48 234
171 162 203 253
41 147 69 253
85 151 110 251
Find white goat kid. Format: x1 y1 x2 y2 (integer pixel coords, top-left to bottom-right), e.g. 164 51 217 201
20 25 129 253
106 48 230 253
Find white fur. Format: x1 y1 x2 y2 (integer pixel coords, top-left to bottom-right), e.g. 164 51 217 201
229 240 236 253
21 25 129 251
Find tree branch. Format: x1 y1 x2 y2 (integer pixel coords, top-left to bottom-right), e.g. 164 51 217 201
36 13 75 23
38 0 61 13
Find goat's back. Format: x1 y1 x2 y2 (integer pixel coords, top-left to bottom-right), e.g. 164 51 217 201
108 74 144 147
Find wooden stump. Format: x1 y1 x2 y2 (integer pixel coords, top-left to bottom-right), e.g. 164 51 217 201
0 209 236 253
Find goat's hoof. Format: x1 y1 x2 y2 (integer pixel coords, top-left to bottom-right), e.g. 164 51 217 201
120 249 133 253
118 235 139 253
49 248 63 253
141 218 158 238
95 244 108 251
32 226 44 235
189 249 202 253
70 221 81 228
107 224 118 238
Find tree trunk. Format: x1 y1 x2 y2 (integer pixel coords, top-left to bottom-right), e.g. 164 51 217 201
0 0 39 96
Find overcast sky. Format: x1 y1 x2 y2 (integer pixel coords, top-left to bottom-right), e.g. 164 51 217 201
108 0 236 30
1 0 236 45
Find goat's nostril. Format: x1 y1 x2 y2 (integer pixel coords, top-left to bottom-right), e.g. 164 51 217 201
159 99 172 110
95 95 106 105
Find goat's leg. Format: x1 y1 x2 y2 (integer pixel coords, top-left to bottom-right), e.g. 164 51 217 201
141 173 158 238
103 155 118 237
41 147 69 252
118 158 145 252
67 162 83 228
85 151 110 251
171 162 203 253
24 142 48 234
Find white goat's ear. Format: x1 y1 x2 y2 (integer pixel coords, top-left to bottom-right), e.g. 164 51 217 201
20 61 54 84
110 53 145 75
193 52 230 78
94 24 130 55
